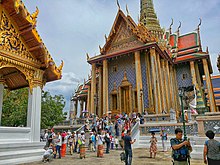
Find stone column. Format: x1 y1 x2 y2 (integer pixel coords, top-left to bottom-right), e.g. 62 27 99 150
150 47 158 113
135 51 143 114
202 58 217 112
27 86 42 142
156 54 163 113
103 59 109 115
145 52 153 109
0 76 4 126
90 63 96 115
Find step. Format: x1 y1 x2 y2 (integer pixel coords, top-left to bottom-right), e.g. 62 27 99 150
0 142 45 152
0 148 44 161
0 155 42 165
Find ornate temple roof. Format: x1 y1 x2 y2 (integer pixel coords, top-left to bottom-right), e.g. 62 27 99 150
0 0 63 90
87 9 172 64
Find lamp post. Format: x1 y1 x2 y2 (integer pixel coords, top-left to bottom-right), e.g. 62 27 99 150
140 89 144 114
179 88 187 140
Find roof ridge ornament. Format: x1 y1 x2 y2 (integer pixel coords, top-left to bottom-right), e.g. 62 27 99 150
126 4 130 16
197 18 202 30
176 21 181 35
169 18 174 34
116 0 121 10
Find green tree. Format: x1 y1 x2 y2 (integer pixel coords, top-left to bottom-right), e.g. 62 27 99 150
41 91 66 129
2 88 28 127
2 88 66 128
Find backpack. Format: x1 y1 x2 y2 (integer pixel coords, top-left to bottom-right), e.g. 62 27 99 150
120 152 126 162
104 135 110 143
171 138 189 161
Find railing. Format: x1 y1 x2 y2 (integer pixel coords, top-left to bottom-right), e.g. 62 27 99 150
131 122 140 139
144 114 170 122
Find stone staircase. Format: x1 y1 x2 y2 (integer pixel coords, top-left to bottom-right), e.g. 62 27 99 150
0 142 45 165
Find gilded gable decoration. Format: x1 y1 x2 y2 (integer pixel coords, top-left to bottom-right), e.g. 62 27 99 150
0 11 40 65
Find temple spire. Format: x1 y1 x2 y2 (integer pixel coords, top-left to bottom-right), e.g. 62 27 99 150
140 0 163 39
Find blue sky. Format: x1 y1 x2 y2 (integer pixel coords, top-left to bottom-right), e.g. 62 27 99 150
22 0 220 111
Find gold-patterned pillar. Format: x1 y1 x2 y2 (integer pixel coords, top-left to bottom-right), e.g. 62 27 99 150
156 54 163 114
202 58 217 112
150 47 158 113
145 52 153 109
98 66 103 117
0 75 5 126
195 62 205 100
86 85 91 113
190 61 197 87
103 59 109 115
161 60 168 111
160 60 167 112
169 65 176 109
173 67 181 118
135 51 143 114
165 61 171 112
90 63 96 115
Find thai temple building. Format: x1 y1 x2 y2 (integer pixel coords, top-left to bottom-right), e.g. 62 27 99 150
71 0 217 119
0 0 63 163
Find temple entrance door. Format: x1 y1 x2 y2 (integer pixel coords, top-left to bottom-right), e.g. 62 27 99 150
121 86 130 114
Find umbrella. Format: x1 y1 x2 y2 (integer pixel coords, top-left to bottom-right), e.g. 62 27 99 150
148 128 161 133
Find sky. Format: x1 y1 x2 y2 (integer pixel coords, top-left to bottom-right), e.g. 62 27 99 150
22 0 220 112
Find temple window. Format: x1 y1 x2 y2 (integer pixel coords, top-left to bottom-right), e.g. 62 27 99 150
113 65 118 72
182 73 188 80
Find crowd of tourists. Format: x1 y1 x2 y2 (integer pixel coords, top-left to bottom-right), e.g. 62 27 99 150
42 111 142 163
42 111 220 165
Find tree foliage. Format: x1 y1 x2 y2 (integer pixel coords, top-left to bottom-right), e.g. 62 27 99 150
2 88 28 127
41 91 66 129
2 88 66 128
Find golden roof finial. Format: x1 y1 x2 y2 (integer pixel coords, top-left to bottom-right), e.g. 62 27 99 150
99 45 102 52
86 53 90 60
57 60 64 72
26 6 39 26
126 4 130 16
105 34 108 42
116 0 121 10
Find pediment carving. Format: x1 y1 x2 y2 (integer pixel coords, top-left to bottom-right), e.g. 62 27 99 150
0 11 40 64
107 20 143 54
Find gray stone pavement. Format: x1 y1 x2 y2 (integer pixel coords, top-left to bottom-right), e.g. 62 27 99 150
22 148 204 165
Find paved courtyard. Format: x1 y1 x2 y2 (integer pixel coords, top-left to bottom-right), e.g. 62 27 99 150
23 148 203 165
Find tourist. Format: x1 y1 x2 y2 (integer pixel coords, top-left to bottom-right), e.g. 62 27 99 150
97 131 104 157
42 143 54 163
115 120 120 137
160 128 168 152
203 130 220 165
68 134 74 155
170 128 192 165
104 130 111 154
149 132 157 158
124 129 136 165
110 133 114 150
61 131 67 157
54 132 62 159
115 136 119 150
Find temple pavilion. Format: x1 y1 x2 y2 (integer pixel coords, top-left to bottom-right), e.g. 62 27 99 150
0 0 62 147
71 0 217 119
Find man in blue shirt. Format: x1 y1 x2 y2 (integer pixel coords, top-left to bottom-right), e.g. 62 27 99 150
170 128 192 165
124 130 136 165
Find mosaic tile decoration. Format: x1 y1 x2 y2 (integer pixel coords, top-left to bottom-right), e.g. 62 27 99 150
140 54 149 108
176 63 192 88
108 54 136 108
